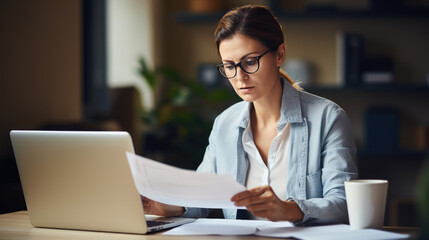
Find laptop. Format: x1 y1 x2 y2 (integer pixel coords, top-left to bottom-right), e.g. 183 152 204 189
10 130 194 234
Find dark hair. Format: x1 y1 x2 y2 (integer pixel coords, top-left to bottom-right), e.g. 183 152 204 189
214 5 301 90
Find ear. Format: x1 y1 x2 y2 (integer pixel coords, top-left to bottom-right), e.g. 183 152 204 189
275 43 286 66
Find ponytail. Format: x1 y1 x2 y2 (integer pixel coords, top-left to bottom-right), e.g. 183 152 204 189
280 68 302 91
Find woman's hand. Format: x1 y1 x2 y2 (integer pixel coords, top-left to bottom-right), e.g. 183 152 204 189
141 196 185 217
231 185 304 222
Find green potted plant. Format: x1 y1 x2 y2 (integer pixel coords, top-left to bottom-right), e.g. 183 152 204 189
138 57 238 169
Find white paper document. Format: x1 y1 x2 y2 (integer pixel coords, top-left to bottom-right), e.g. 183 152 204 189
163 219 410 239
256 224 410 240
126 152 246 209
163 218 293 235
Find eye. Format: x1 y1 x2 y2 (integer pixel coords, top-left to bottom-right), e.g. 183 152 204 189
243 58 257 66
224 64 235 70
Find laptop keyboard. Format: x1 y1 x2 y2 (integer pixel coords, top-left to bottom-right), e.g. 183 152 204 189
147 220 173 227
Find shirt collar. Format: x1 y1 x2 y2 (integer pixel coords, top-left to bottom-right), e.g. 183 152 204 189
278 78 303 126
236 78 303 130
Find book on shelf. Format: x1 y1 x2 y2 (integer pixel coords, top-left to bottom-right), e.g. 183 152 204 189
336 32 363 87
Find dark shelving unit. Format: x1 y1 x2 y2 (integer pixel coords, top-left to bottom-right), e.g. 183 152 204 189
175 8 429 23
272 8 429 20
305 84 429 93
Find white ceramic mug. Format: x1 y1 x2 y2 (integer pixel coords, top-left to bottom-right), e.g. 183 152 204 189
345 179 388 229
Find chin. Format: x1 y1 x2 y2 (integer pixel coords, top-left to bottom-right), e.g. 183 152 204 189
239 95 258 103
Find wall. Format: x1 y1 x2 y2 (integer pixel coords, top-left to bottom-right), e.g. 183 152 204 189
107 0 161 111
160 0 219 78
0 0 81 168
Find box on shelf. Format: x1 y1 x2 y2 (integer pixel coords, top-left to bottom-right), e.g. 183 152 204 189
362 57 395 85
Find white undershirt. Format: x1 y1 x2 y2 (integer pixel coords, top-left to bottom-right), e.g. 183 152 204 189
243 121 291 201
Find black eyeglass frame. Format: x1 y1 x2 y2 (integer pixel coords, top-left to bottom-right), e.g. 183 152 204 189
216 49 271 79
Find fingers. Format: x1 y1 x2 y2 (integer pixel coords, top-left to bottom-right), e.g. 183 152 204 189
231 186 269 202
140 195 149 201
140 195 152 205
141 195 158 214
140 195 185 217
234 187 303 222
245 201 274 212
234 194 270 207
232 186 276 207
232 186 287 221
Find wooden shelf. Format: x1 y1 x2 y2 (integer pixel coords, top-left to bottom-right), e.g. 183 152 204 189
175 8 429 23
273 8 429 21
305 84 429 93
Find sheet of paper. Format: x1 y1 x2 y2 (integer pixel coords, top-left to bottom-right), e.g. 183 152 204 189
163 219 409 239
163 218 293 236
256 224 410 240
126 152 246 209
297 228 410 240
164 219 259 235
255 224 351 238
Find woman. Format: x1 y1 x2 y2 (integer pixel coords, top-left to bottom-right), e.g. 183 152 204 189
142 5 358 225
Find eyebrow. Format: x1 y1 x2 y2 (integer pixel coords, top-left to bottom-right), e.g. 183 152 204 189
221 51 260 64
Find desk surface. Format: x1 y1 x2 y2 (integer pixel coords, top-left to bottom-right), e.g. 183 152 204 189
0 211 281 240
0 211 418 240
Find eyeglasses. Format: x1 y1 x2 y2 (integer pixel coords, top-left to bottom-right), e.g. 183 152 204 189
216 49 271 79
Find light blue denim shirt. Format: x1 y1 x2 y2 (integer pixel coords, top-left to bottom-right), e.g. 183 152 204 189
182 79 358 225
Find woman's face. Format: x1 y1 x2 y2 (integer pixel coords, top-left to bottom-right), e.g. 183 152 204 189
218 34 285 103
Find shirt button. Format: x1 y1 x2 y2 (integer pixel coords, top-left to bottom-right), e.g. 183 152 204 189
306 209 310 215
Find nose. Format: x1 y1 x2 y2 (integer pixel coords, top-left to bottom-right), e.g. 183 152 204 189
235 66 249 82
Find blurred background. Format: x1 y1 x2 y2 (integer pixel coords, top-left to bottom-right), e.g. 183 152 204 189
1 0 428 229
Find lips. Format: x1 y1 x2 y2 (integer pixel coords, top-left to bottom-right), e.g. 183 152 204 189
239 86 254 92
239 86 253 89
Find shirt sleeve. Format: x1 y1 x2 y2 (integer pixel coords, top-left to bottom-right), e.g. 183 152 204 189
292 106 358 225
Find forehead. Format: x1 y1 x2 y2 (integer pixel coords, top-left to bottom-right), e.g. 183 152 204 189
218 34 265 61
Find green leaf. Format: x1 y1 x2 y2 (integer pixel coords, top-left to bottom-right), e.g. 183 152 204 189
138 57 157 90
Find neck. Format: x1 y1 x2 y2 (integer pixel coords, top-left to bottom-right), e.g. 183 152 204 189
251 80 283 128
